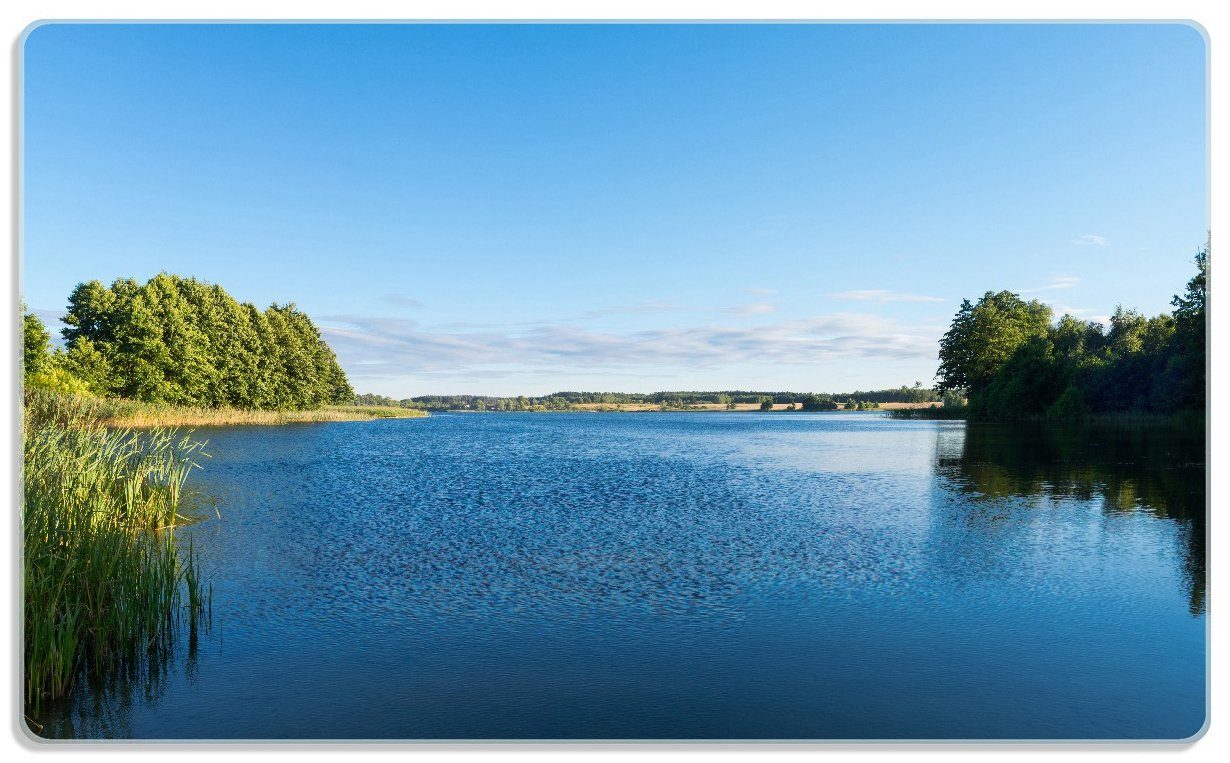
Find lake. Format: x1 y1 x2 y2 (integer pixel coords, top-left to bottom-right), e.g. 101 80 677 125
36 412 1206 739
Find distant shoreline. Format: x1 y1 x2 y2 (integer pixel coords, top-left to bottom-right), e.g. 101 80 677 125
445 402 939 414
568 401 937 413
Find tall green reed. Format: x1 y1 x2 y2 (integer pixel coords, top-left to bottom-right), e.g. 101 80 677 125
23 389 211 717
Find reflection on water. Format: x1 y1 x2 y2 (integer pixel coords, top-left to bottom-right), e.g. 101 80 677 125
935 422 1205 615
34 414 1206 740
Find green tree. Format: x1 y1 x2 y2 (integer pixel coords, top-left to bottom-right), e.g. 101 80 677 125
977 337 1067 420
23 311 51 375
60 338 112 393
1168 242 1207 410
801 393 837 411
58 274 353 411
936 291 1052 395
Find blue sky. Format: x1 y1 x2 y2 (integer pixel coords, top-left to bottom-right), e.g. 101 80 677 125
22 23 1208 396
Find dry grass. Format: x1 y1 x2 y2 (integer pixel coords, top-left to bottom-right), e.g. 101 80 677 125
103 404 427 428
24 390 427 429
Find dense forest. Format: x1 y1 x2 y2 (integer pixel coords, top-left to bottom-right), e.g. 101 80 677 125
23 274 353 410
356 385 935 412
935 243 1207 421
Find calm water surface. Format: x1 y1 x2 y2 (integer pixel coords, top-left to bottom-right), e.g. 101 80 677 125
39 413 1206 739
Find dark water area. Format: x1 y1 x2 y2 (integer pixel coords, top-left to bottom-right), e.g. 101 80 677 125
36 413 1206 739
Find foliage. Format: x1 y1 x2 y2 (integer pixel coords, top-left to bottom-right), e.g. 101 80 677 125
1168 240 1207 410
23 310 52 374
936 291 1052 394
888 404 967 420
23 388 210 716
57 274 352 410
935 242 1208 421
26 366 96 397
1046 385 1088 422
800 393 838 411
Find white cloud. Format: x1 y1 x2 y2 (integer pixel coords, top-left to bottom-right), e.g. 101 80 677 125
381 293 424 309
723 302 778 316
744 286 777 297
322 311 942 382
827 289 945 304
1020 275 1080 293
577 300 682 319
1043 302 1096 317
1074 234 1108 246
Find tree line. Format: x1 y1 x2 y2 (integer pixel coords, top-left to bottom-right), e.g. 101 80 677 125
935 242 1207 421
23 274 353 410
355 389 923 412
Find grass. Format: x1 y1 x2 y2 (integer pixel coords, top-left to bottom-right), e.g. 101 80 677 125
23 388 427 429
22 390 211 718
20 389 426 720
888 404 969 420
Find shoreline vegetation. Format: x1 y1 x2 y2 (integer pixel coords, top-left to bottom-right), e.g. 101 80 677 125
927 241 1207 424
21 275 418 724
23 389 210 720
356 385 941 413
27 391 428 429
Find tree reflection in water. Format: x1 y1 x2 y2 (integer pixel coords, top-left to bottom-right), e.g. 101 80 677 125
934 421 1205 615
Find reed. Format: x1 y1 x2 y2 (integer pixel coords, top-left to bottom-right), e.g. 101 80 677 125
22 391 211 716
888 404 968 420
22 387 426 429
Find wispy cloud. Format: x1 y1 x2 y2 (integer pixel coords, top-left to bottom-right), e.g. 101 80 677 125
827 289 945 304
322 312 942 381
381 293 424 309
1074 234 1108 247
723 302 778 316
577 300 682 320
1043 302 1096 318
744 286 777 297
1020 275 1080 293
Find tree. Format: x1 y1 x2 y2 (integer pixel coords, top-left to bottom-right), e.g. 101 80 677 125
936 291 1052 395
23 311 51 375
801 393 837 411
976 336 1067 420
933 240 1206 420
57 274 353 411
1169 242 1207 410
60 338 112 394
758 396 773 411
941 389 965 408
